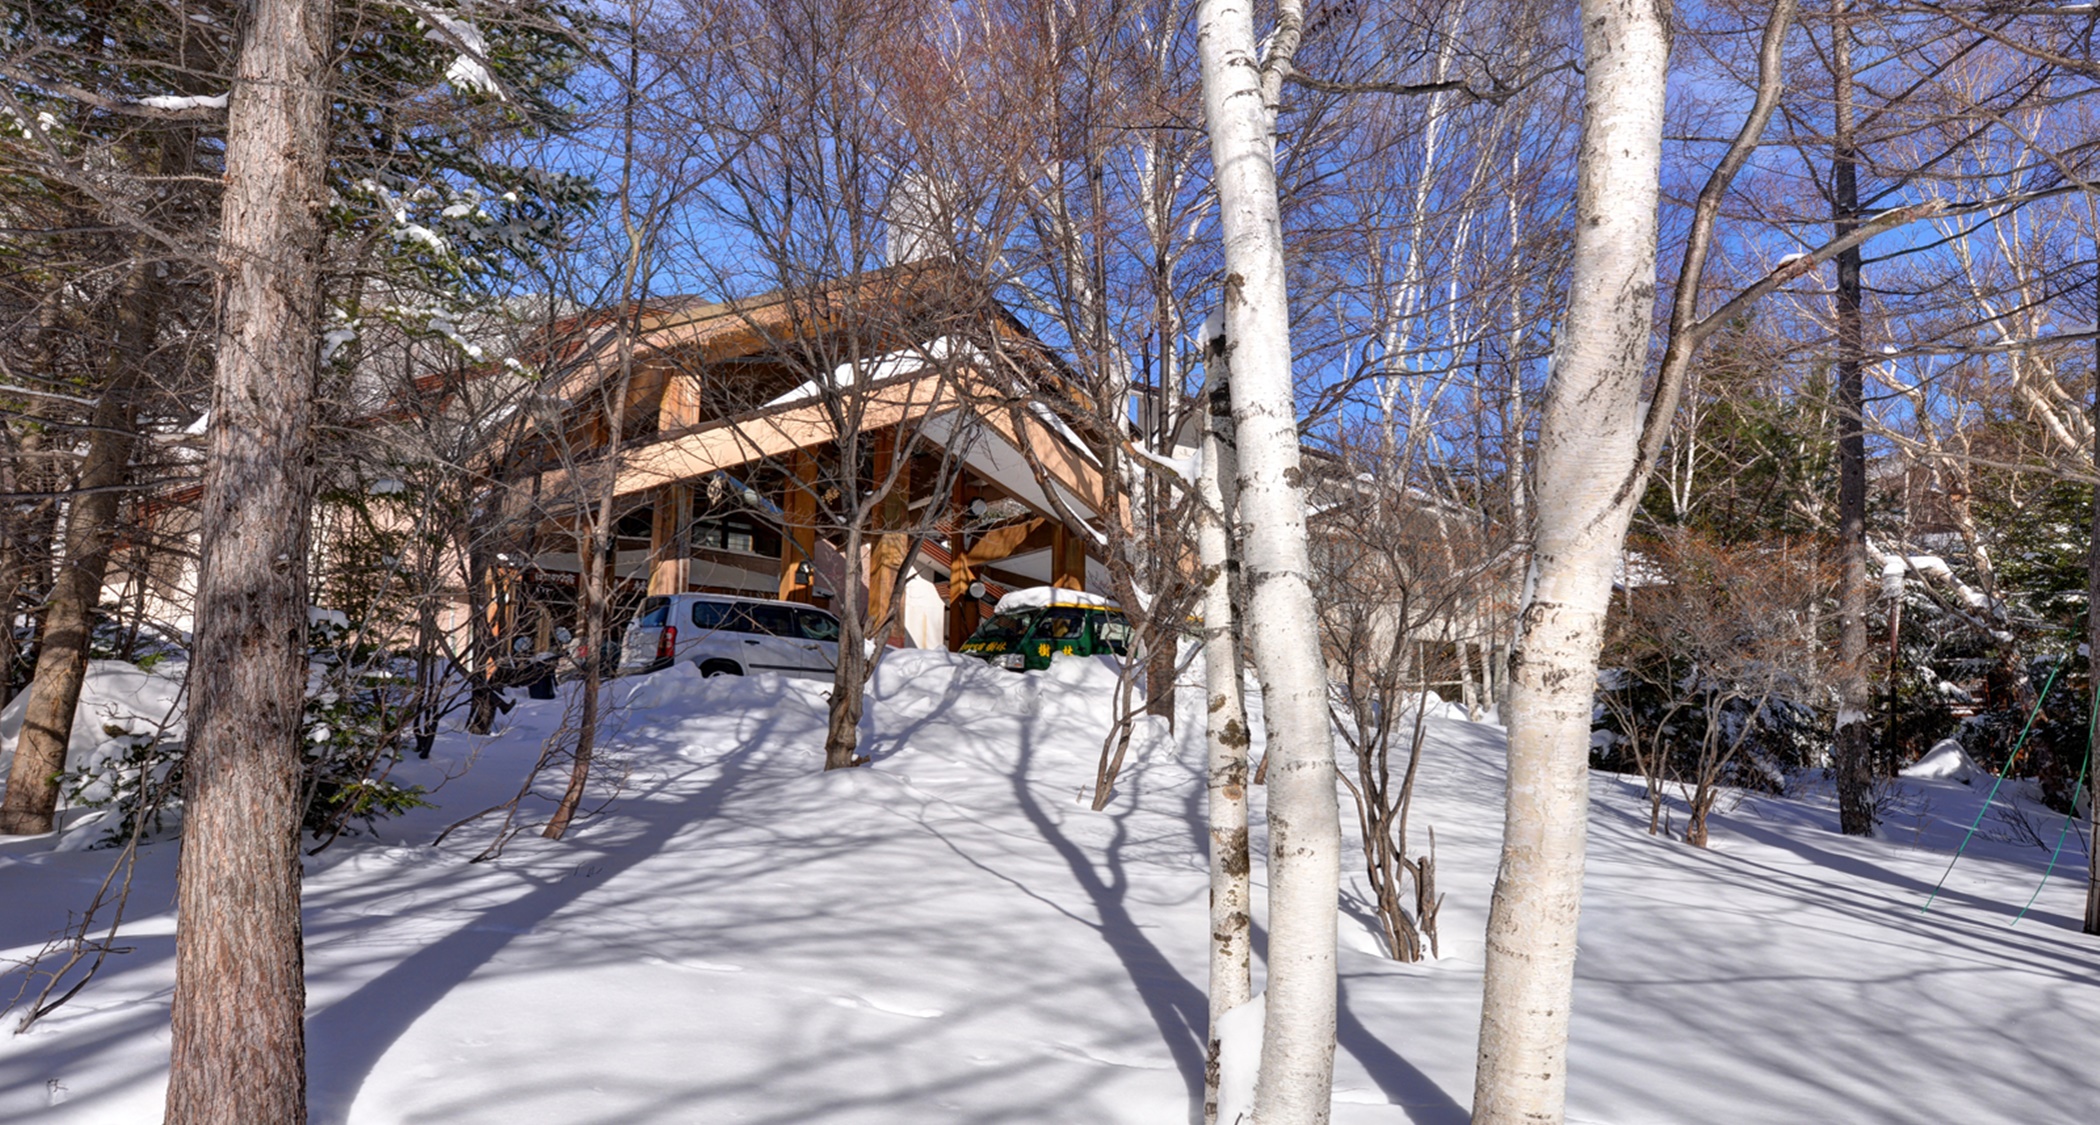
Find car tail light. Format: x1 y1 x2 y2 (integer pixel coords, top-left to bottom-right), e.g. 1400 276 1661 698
656 625 677 661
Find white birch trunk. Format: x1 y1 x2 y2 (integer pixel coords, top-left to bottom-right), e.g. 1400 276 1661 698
1200 335 1253 1124
1196 2 1340 1121
1470 2 1669 1122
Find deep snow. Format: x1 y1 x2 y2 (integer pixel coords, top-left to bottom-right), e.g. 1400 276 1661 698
3 651 2099 1123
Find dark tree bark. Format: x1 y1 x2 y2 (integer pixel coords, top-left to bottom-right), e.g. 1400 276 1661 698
164 0 336 1119
0 309 147 835
1831 0 1875 836
463 497 503 736
2086 237 2100 937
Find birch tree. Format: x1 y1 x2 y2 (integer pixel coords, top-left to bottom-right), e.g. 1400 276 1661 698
164 0 335 1117
1198 328 1252 1122
1470 0 1670 1120
1196 0 1342 1120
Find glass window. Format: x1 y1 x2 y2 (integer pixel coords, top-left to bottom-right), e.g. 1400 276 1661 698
691 600 734 631
797 610 841 642
973 612 1034 641
637 598 670 628
1036 608 1086 641
745 604 798 636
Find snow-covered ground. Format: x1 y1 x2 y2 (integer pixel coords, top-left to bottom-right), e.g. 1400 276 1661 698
4 652 2099 1123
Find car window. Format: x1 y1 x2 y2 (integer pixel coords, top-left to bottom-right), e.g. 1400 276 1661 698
1036 608 1087 641
745 604 798 637
797 610 841 642
973 611 1034 641
637 598 670 628
691 600 734 631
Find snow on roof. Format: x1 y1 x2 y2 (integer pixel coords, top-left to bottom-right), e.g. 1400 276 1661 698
763 336 981 409
993 586 1120 615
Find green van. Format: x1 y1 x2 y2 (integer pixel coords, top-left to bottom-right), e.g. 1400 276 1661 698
960 589 1133 671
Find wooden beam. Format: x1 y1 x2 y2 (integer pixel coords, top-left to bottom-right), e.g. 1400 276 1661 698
1051 524 1085 590
867 428 913 645
539 370 1105 522
777 451 817 603
646 483 692 595
957 518 1053 571
948 474 978 650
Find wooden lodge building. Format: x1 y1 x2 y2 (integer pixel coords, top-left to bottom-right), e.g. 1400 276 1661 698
494 260 1113 653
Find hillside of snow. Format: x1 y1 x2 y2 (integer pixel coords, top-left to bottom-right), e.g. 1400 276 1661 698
4 651 2099 1123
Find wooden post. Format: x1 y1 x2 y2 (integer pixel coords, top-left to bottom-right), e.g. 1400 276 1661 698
647 483 692 595
948 475 976 650
1051 523 1086 590
867 429 911 644
778 450 817 602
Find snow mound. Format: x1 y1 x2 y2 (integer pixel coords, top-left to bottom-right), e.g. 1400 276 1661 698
0 659 187 782
1901 738 1983 785
993 586 1119 614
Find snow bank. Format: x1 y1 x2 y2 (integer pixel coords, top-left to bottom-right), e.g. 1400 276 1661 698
10 625 2100 1124
1214 992 1264 1125
1901 737 1983 785
0 660 187 833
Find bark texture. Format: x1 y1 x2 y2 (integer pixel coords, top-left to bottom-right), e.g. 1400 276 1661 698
164 0 335 1119
0 359 142 835
1830 1 1876 836
2088 277 2100 937
1198 345 1252 1124
1471 1 1669 1122
1196 1 1341 1119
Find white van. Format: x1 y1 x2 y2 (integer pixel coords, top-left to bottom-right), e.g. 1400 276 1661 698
619 593 842 680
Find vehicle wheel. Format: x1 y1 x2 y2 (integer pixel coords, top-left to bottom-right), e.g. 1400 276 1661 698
698 659 743 678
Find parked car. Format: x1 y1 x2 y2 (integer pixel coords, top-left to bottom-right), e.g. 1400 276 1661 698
619 593 842 680
960 588 1131 671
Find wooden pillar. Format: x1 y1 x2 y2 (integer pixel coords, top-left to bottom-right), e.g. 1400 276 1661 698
778 451 818 603
1051 523 1086 590
867 428 912 644
647 483 692 595
948 474 979 650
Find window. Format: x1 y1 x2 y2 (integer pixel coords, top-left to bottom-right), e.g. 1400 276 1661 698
637 598 670 628
694 519 760 555
744 604 798 637
1037 608 1086 641
797 610 841 642
973 612 1034 642
691 600 734 631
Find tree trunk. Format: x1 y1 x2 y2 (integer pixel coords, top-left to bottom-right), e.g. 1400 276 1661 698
164 0 335 1118
2086 234 2100 937
1470 2 1669 1122
1147 635 1180 727
0 346 144 835
1830 0 1876 836
544 536 602 839
1196 1 1342 1120
464 513 502 736
825 524 871 770
1198 338 1252 1124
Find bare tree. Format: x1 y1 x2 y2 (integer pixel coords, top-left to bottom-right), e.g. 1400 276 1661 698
1197 0 1344 1119
1470 0 1670 1119
164 0 336 1118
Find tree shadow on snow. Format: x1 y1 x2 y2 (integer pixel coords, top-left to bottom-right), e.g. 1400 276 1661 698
1010 723 1211 1124
1241 918 1468 1125
302 708 785 1125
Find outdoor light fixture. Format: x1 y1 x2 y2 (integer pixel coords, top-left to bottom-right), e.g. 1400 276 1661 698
967 580 986 600
795 561 813 584
966 497 988 519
